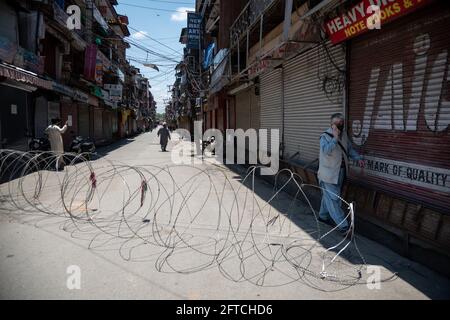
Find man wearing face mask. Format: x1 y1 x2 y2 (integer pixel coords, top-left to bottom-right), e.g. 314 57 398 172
317 113 365 236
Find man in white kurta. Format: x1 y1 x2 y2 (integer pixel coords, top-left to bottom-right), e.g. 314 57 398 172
45 119 68 170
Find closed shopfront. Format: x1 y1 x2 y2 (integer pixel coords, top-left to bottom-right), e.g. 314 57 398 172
233 86 260 162
34 96 48 138
260 68 283 153
203 109 210 130
348 1 450 213
103 110 112 142
123 115 129 136
216 106 224 132
78 104 90 138
120 110 129 137
250 89 260 131
128 115 136 135
283 41 345 163
93 108 103 142
211 109 216 130
227 99 236 130
112 111 118 138
0 85 32 150
133 117 137 133
235 86 260 131
214 91 228 132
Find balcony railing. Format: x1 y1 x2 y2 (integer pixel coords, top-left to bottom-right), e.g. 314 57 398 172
230 0 277 48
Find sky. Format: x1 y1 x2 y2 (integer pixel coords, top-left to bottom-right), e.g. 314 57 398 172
115 0 196 113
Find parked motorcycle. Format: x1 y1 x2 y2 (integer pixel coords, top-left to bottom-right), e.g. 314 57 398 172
28 137 51 152
70 135 96 161
28 135 52 169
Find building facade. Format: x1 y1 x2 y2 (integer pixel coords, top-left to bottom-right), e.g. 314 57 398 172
0 0 154 150
190 0 450 276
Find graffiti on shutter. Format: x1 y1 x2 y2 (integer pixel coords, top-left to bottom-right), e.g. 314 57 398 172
348 3 450 210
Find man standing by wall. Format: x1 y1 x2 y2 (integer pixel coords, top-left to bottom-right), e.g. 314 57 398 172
45 118 68 171
317 113 365 236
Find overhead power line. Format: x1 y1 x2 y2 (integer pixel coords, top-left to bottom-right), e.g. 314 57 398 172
118 2 193 13
127 38 180 63
128 25 182 57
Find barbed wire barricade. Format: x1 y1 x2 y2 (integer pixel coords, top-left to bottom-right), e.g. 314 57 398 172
0 149 397 290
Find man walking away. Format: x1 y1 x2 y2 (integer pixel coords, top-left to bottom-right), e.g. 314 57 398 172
45 118 68 171
317 113 365 236
157 122 171 152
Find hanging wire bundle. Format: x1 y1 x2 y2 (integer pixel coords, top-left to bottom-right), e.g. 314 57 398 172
0 150 397 290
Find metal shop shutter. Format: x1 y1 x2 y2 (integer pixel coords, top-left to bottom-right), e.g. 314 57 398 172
103 110 112 141
283 41 345 163
260 68 283 153
348 2 450 212
94 108 103 140
250 87 260 131
34 96 48 138
78 104 90 138
235 86 260 131
217 106 224 131
112 112 118 134
235 89 252 131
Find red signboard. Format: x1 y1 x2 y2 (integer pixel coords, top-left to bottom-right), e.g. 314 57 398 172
118 15 129 25
84 44 97 81
324 0 431 45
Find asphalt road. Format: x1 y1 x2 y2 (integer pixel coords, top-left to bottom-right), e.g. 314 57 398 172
0 131 449 299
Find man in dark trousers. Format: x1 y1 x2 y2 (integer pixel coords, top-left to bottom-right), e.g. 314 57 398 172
157 122 171 152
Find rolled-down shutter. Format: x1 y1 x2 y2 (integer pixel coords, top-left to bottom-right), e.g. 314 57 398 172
112 112 118 134
78 104 89 138
235 86 259 131
217 106 224 131
283 41 345 163
235 89 251 131
94 108 103 140
103 110 112 141
35 96 48 138
250 87 260 131
348 2 450 212
260 68 282 153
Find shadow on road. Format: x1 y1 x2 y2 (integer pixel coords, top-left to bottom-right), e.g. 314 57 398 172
224 163 450 299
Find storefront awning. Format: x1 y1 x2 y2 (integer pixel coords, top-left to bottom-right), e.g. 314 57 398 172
0 63 52 90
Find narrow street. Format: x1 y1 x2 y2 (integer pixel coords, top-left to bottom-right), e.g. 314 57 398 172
1 0 449 306
1 131 449 300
